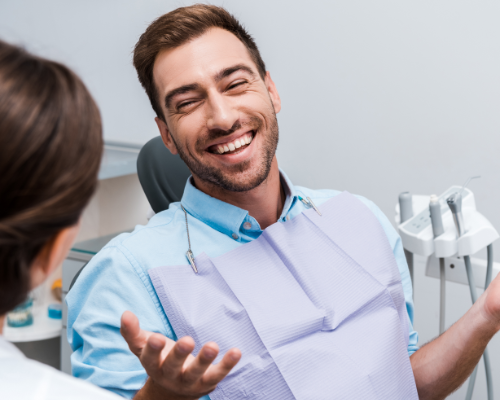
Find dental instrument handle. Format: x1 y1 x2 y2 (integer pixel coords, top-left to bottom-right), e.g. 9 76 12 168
449 175 479 238
447 192 465 237
453 211 465 237
429 195 444 237
430 194 446 335
399 192 413 223
399 192 414 289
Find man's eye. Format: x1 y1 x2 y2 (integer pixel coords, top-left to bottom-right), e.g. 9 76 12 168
228 81 246 90
178 100 196 110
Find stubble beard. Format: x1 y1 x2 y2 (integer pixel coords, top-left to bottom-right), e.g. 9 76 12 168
172 114 279 193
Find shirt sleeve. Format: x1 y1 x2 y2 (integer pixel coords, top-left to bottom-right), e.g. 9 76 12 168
356 196 419 356
66 244 175 398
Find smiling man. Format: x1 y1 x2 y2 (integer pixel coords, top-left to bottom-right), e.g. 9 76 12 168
67 5 500 400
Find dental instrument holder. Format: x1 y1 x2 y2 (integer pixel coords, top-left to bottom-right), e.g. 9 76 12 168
397 186 498 259
396 185 498 400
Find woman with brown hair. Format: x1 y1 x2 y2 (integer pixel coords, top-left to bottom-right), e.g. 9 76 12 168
0 40 121 399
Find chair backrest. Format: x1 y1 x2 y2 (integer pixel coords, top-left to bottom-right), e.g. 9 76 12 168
137 136 191 213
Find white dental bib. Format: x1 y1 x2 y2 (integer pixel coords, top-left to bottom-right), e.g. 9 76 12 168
149 192 418 399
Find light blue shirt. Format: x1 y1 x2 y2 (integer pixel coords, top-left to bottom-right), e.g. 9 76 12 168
67 171 418 398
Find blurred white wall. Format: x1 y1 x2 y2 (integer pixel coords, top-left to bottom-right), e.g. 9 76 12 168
1 1 500 398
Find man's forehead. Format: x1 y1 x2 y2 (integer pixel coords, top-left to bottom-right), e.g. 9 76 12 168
153 28 257 95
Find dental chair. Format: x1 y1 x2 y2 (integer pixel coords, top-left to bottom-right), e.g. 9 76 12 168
136 136 191 213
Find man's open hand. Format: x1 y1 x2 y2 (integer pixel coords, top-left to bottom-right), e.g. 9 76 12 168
120 311 241 400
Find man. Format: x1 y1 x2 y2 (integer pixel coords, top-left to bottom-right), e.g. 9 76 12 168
67 5 500 400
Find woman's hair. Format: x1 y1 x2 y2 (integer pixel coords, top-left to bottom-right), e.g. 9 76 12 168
0 41 103 315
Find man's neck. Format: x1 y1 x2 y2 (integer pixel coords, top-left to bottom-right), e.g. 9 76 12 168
193 157 284 230
0 315 5 335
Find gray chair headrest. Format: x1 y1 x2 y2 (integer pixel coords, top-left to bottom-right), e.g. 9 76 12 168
137 136 191 213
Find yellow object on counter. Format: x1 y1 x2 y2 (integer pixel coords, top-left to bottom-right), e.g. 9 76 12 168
51 278 62 301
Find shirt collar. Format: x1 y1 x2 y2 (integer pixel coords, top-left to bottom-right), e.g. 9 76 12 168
181 169 299 239
278 170 298 220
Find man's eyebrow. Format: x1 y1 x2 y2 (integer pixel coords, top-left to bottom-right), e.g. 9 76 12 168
214 64 256 83
164 83 200 110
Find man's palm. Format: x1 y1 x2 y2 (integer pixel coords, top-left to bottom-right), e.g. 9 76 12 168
120 311 241 399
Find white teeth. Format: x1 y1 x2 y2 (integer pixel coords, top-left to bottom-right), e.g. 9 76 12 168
214 134 254 154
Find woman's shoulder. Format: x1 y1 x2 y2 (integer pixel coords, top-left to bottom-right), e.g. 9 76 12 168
0 353 121 400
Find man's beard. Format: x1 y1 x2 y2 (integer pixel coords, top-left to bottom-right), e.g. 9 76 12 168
172 114 279 192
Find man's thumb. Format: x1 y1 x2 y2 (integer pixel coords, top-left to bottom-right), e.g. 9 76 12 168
120 310 147 356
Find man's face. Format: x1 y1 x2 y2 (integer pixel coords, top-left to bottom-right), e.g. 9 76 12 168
153 28 281 192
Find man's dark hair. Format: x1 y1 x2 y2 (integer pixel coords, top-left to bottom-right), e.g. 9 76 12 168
133 4 267 121
0 41 103 314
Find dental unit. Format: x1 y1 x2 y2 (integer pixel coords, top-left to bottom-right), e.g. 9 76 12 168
396 178 498 400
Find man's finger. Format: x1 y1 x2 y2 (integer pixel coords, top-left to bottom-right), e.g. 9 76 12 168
120 311 151 357
182 342 219 384
161 336 196 378
202 348 241 386
139 333 168 380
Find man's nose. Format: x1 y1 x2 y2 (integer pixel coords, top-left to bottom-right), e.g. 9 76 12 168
206 92 239 132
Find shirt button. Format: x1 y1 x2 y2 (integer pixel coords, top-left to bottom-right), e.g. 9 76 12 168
232 233 239 240
243 222 252 230
286 215 290 221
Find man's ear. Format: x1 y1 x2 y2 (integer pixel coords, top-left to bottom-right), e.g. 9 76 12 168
30 224 80 290
155 117 178 155
264 71 281 114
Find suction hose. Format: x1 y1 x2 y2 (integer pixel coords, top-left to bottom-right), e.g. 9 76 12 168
464 244 494 400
